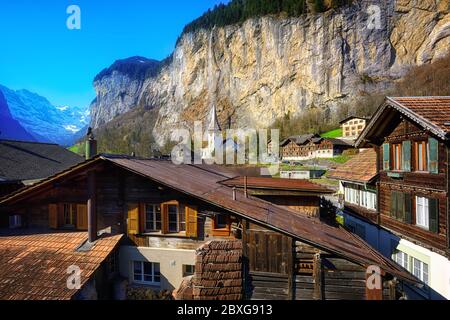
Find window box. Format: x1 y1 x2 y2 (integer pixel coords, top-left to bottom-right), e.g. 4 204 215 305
387 171 404 179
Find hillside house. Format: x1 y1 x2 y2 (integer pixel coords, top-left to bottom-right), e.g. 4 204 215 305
0 150 418 300
0 139 84 197
280 135 354 161
339 96 450 300
340 116 369 138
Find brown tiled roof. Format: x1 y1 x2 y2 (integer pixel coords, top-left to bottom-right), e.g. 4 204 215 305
221 176 334 194
388 97 450 134
0 232 122 300
356 97 450 146
328 149 377 184
0 155 417 284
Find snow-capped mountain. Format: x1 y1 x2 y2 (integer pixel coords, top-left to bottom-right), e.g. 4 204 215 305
0 84 90 146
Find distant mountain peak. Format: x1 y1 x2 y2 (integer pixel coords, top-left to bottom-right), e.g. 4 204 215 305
94 56 162 82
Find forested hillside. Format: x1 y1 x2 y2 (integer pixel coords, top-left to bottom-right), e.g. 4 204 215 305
182 0 353 35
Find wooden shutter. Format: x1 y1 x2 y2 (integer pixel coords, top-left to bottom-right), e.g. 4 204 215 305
49 204 58 229
397 192 405 221
76 204 88 230
402 141 411 172
161 203 169 234
127 203 139 235
428 138 439 174
383 143 390 171
429 198 439 233
185 205 198 238
404 193 412 224
139 203 146 233
390 192 396 218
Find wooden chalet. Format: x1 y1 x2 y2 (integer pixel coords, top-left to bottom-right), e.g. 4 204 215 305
280 135 353 161
0 149 418 300
353 96 450 300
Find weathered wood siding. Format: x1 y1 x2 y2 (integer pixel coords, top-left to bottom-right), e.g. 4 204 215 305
378 118 449 254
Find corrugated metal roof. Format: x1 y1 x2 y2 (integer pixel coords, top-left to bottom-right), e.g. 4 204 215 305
221 176 334 194
0 154 417 283
328 149 378 184
0 232 122 300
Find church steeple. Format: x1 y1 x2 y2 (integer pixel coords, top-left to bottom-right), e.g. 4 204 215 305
207 104 221 132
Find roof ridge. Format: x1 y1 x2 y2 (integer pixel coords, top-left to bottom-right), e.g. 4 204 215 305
0 139 58 146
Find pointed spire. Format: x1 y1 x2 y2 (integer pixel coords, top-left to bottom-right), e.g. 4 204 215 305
207 104 221 132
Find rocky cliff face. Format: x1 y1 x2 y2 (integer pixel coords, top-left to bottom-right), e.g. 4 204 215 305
90 0 450 146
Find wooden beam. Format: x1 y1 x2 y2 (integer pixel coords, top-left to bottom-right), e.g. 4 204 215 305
313 253 323 300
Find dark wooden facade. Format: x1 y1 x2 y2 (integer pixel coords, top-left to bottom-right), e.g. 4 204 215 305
375 118 450 256
242 221 396 300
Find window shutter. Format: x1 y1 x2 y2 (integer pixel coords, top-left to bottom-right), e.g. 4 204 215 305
397 192 405 221
390 192 397 218
383 143 390 171
161 203 169 234
404 193 412 224
402 141 411 172
49 204 58 229
428 138 439 174
429 198 439 233
127 203 139 235
185 205 198 238
139 203 146 233
76 204 88 230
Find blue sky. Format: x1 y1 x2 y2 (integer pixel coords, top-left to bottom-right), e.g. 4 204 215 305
0 0 228 109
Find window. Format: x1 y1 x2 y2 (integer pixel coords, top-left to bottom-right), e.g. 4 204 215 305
392 250 409 270
166 203 185 233
390 192 412 223
9 215 22 229
133 261 161 285
145 204 162 232
212 214 230 236
412 258 429 285
416 197 429 229
63 204 76 227
392 144 402 170
183 265 195 277
215 214 228 229
415 141 428 172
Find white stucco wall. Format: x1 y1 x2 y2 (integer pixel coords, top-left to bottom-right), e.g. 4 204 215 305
342 212 450 300
119 246 196 291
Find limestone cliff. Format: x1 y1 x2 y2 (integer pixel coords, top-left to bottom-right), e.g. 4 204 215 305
90 0 450 146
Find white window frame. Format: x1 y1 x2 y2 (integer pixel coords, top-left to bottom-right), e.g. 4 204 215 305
145 204 162 232
392 250 409 270
416 196 430 230
133 261 161 285
412 257 429 285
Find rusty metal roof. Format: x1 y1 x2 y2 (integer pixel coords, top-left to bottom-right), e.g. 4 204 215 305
328 149 378 184
0 231 122 300
221 176 334 194
0 155 417 284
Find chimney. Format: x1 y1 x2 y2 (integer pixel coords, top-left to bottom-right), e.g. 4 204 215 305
85 127 98 160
